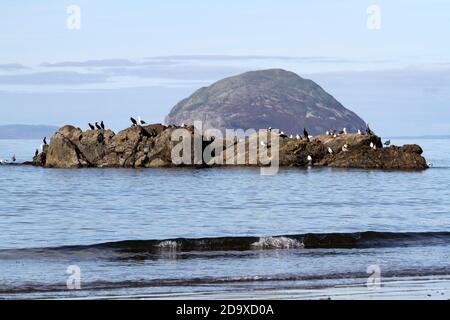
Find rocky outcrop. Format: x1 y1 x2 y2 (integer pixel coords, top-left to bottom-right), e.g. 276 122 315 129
33 124 429 170
37 124 191 168
165 69 367 135
320 145 428 170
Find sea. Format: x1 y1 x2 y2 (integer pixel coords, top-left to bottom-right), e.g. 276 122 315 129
0 138 449 299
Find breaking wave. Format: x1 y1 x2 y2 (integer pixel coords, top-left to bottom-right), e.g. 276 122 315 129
1 231 449 261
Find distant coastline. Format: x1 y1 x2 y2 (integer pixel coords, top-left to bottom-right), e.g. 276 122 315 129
0 124 59 140
388 135 450 140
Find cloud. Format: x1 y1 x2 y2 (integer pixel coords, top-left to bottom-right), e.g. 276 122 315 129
38 55 369 70
41 59 137 68
0 63 29 71
0 71 107 85
41 58 181 68
104 65 246 81
147 55 363 64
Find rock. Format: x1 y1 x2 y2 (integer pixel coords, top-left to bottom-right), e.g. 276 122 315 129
321 145 429 170
33 124 429 170
165 69 367 135
400 144 423 155
32 145 48 166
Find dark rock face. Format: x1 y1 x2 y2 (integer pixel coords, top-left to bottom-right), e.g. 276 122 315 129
320 146 428 170
41 124 189 168
165 69 367 135
34 124 429 171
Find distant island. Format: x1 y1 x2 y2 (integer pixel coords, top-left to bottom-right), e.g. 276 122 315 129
0 124 59 140
166 69 367 135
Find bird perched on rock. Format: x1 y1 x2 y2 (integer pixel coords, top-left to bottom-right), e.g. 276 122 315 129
88 123 95 130
384 140 391 146
100 121 105 130
358 129 362 135
304 128 309 140
130 117 138 126
307 155 313 164
260 141 268 149
370 142 377 150
296 135 301 140
43 137 47 145
35 149 39 157
95 122 102 130
342 144 349 152
137 116 146 125
11 154 16 162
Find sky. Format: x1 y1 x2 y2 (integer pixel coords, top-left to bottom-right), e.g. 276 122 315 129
0 0 449 136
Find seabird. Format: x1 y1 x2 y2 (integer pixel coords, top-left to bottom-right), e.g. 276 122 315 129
358 129 362 135
181 123 185 128
303 129 310 142
307 155 313 163
370 142 377 150
296 135 301 140
326 131 330 136
384 140 391 146
100 121 105 130
137 116 146 125
290 135 293 139
95 122 102 130
260 141 267 148
342 144 349 152
11 154 16 162
35 149 39 157
343 128 348 135
130 117 138 126
43 137 47 145
0 159 8 165
88 123 95 130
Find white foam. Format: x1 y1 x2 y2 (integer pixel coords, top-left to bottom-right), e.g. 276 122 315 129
156 241 179 249
251 237 304 249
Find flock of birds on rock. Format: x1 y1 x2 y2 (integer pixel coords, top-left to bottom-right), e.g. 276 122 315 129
2 121 428 167
85 116 148 132
261 124 383 166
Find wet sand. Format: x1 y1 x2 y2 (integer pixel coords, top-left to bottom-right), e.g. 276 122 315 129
108 276 450 300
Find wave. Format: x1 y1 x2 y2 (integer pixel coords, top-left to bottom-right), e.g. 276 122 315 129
2 268 450 296
1 231 450 261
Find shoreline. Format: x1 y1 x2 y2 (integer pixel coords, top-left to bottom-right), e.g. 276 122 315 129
107 276 450 300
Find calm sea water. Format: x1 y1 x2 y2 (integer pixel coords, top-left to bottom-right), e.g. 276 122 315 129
0 138 449 299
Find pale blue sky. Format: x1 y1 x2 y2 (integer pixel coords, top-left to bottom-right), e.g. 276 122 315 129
0 1 449 135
